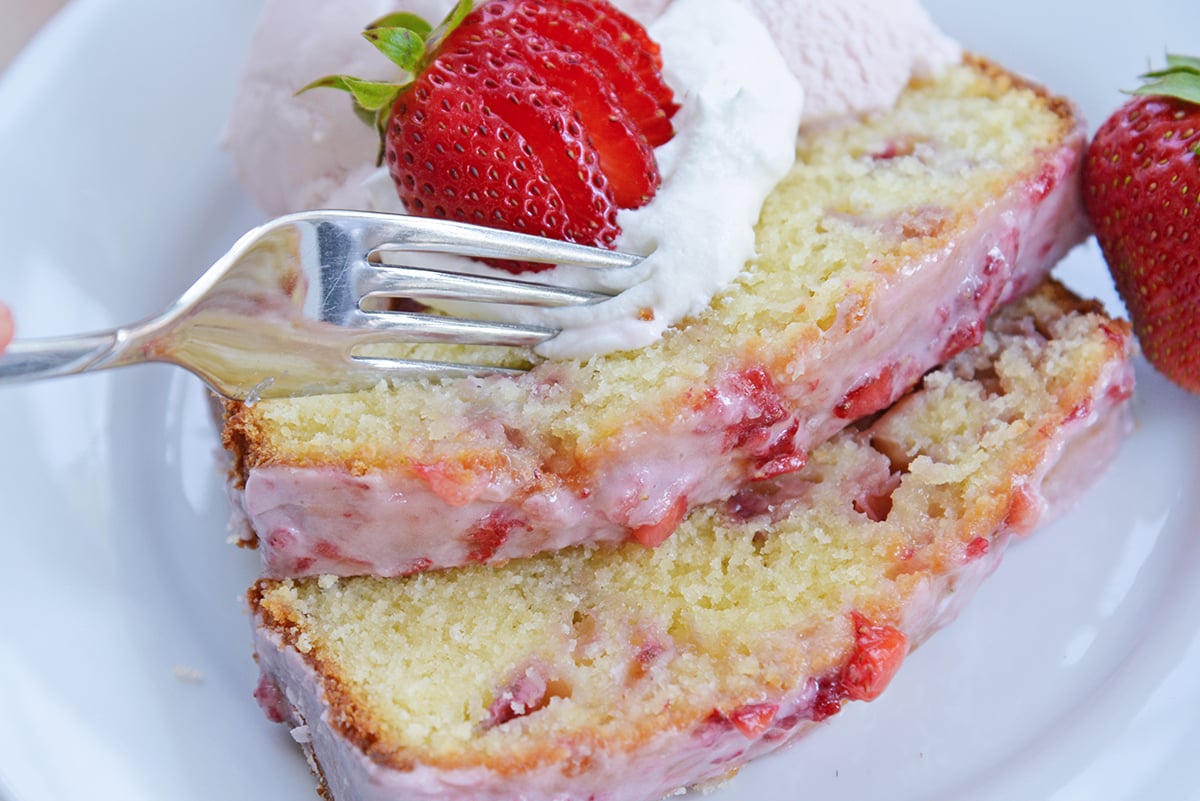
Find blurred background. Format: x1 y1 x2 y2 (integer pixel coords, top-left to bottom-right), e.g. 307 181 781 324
0 0 67 73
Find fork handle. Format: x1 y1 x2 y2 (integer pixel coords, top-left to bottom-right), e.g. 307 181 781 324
0 331 135 385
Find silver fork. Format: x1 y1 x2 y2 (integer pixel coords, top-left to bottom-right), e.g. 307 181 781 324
0 210 642 401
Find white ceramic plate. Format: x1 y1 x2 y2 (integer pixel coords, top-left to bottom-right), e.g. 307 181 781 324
0 1 1197 799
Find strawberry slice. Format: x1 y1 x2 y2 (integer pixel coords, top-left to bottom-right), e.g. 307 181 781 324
811 610 908 721
556 0 678 117
840 610 907 702
518 43 661 209
387 72 617 262
472 0 675 147
434 41 621 246
456 21 660 208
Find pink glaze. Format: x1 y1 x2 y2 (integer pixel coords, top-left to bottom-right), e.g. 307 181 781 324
232 125 1090 578
249 344 1133 801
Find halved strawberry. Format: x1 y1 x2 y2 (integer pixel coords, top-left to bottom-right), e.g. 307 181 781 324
303 0 677 273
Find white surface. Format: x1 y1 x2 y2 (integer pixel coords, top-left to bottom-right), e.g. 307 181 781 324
0 1 1197 800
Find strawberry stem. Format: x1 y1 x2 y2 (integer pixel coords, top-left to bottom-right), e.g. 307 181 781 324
297 0 479 166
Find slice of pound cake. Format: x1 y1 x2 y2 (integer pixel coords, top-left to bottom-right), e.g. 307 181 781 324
225 57 1090 578
250 281 1134 801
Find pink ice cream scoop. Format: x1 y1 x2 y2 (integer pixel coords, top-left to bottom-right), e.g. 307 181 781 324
223 0 423 217
610 0 961 126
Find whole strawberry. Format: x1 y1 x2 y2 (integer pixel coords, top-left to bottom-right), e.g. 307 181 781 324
304 0 677 273
1083 55 1200 394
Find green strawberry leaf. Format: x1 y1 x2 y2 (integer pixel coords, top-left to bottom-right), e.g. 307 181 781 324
364 25 427 74
427 0 476 51
1133 53 1200 105
298 74 403 112
367 12 434 39
1134 72 1200 105
1166 54 1200 72
298 3 475 163
352 101 377 129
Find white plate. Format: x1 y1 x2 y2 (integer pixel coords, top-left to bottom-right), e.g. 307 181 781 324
0 1 1197 799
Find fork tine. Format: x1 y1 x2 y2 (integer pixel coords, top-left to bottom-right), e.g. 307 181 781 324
353 212 644 270
1 211 650 400
359 264 612 308
353 308 558 347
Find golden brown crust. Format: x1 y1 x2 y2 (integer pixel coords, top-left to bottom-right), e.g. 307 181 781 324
222 401 260 480
250 587 337 798
962 53 1080 135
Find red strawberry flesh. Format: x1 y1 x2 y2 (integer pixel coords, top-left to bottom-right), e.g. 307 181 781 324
455 19 661 208
555 0 678 117
474 0 676 147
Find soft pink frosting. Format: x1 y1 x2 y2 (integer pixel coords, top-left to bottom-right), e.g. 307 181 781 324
231 119 1092 579
249 346 1133 800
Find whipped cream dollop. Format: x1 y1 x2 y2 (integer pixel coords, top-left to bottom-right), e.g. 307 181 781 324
581 0 802 356
225 0 960 360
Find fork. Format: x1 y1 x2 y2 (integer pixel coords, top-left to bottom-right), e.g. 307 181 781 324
0 210 643 401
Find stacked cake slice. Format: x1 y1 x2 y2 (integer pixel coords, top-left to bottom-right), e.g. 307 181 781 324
230 56 1133 801
251 283 1132 801
224 57 1091 579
